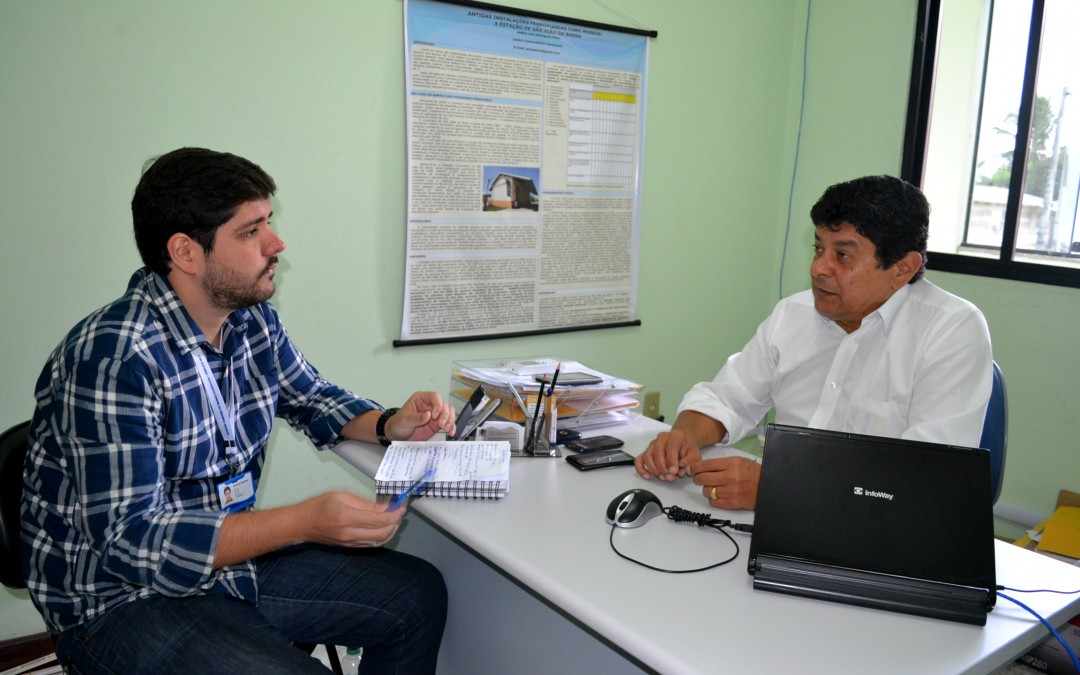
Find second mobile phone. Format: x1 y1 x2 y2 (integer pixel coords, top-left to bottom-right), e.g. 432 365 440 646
564 435 624 453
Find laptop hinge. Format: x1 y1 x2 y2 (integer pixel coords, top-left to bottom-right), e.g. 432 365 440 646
752 555 994 626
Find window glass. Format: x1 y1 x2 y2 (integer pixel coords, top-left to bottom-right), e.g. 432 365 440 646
968 1 1031 251
1018 0 1078 260
924 0 1031 257
914 0 1080 281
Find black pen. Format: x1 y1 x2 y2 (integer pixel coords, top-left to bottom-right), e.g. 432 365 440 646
529 376 547 445
546 362 561 396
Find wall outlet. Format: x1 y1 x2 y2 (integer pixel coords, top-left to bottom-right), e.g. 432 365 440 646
643 391 661 419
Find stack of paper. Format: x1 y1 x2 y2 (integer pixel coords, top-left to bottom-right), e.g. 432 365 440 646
374 440 510 499
451 358 642 430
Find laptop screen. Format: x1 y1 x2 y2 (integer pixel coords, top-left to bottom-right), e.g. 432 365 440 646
750 424 996 592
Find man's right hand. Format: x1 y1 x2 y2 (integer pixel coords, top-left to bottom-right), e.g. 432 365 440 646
214 492 406 569
634 411 727 483
634 429 701 482
301 491 406 548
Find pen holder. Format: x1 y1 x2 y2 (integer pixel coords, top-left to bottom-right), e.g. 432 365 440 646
523 411 558 457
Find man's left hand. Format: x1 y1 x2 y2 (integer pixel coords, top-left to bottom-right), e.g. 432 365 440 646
686 456 761 511
388 391 457 441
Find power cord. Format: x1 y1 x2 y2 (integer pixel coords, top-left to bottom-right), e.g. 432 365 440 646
997 585 1080 673
608 505 753 573
1001 585 1080 595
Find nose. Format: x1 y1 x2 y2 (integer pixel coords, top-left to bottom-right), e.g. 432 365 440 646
265 228 286 256
810 252 830 279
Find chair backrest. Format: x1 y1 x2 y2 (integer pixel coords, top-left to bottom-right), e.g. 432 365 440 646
0 420 31 589
979 363 1007 505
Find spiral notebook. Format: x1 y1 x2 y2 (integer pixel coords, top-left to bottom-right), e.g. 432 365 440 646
374 440 511 499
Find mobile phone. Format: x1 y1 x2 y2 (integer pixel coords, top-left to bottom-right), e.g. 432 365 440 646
534 372 603 386
555 428 581 445
564 435 624 453
566 448 635 471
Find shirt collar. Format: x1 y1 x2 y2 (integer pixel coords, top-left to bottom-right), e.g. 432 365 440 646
873 281 912 331
133 268 252 355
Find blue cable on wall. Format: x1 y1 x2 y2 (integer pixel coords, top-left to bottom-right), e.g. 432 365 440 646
778 0 812 301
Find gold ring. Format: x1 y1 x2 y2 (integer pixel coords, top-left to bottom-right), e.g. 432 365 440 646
710 486 718 500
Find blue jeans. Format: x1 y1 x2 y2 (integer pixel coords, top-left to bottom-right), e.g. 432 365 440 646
54 545 447 674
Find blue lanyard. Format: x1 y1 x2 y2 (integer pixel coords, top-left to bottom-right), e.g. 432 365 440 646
191 347 240 474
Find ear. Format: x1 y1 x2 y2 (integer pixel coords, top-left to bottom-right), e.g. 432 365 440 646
166 233 201 275
892 251 923 288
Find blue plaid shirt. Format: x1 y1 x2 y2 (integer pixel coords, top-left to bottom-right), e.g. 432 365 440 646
21 268 378 634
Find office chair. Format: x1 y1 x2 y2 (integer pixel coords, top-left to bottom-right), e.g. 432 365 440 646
1 420 344 673
0 420 30 590
0 420 61 675
980 362 1008 505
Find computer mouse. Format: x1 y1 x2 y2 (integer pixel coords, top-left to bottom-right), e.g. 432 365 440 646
606 489 664 528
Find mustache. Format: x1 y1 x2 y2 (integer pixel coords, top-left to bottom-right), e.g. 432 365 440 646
262 256 279 276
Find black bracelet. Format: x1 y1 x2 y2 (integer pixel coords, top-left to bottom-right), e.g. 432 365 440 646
376 407 400 447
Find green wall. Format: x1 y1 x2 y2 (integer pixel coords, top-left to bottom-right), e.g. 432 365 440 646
2 0 1074 642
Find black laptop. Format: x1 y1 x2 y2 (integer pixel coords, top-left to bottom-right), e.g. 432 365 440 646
747 424 997 626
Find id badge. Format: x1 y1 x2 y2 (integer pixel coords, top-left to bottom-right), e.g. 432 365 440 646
218 471 256 513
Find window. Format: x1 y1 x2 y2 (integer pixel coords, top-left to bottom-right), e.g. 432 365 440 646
903 0 1080 287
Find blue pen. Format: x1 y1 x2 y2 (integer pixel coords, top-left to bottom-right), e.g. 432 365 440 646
388 469 435 511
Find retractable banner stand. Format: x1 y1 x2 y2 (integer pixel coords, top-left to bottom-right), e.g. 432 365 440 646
397 0 656 346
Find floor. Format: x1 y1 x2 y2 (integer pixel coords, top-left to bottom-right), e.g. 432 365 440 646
1 645 348 674
311 644 352 672
0 642 1047 674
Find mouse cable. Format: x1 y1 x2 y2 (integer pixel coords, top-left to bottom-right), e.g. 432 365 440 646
664 505 754 534
997 591 1080 673
607 506 750 574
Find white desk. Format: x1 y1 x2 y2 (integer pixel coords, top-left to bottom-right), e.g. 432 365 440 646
335 417 1080 674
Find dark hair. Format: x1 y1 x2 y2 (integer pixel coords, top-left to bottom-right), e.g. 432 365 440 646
809 175 929 283
131 147 276 274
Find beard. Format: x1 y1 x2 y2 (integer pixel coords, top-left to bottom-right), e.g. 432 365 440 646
203 256 278 311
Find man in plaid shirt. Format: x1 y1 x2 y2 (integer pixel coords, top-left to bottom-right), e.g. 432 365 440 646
22 148 453 674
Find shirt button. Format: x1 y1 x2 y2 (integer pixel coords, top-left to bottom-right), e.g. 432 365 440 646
831 382 838 389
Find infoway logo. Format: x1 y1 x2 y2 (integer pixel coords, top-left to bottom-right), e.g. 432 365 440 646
853 487 894 501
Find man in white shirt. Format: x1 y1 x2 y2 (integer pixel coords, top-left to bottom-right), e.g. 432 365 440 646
635 175 992 510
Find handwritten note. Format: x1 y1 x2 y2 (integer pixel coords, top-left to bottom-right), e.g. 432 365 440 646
375 441 510 483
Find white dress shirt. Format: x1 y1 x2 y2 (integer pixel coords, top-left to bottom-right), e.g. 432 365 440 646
678 279 992 448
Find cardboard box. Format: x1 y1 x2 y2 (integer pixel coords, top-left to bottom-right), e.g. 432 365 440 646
1040 506 1080 560
1014 490 1080 564
1014 490 1080 674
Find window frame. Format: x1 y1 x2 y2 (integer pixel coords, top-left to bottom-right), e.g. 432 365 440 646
902 0 1080 288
